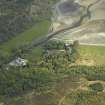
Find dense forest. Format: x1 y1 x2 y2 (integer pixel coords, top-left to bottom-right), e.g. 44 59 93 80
0 0 57 42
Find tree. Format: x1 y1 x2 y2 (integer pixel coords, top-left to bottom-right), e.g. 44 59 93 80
72 40 79 49
69 40 80 62
89 83 104 92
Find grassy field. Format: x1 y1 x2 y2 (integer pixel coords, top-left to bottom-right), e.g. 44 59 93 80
79 45 105 65
23 47 43 62
0 20 50 55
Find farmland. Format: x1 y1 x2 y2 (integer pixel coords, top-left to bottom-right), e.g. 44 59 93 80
79 45 105 65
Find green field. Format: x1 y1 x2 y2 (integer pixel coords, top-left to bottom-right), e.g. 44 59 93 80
79 45 105 65
23 47 43 62
0 20 50 55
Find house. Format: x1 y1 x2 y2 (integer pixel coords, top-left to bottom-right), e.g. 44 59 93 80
9 57 28 67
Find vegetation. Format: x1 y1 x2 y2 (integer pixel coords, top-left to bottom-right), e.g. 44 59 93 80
0 20 50 66
61 90 105 105
1 65 105 105
1 41 105 97
0 20 50 53
0 67 57 96
44 40 65 50
0 0 58 43
1 0 105 105
1 37 105 105
79 45 105 65
68 40 80 62
0 0 34 42
89 83 104 92
0 0 59 66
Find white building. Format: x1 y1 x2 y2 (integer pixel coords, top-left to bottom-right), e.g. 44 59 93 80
9 57 28 67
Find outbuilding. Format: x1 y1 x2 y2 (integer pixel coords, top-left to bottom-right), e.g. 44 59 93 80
9 57 28 67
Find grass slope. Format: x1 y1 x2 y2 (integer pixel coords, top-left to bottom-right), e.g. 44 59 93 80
79 45 105 65
0 20 50 55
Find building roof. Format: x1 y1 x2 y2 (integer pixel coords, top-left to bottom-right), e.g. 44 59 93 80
9 57 28 67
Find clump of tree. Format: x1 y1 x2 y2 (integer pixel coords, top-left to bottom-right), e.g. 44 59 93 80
1 64 105 97
0 0 34 42
68 40 80 62
60 90 105 105
44 40 65 50
89 83 104 92
0 67 57 96
42 40 80 73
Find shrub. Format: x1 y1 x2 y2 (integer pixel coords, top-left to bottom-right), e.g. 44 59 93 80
89 83 103 92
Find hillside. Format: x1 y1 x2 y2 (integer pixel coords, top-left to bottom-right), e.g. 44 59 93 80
0 0 57 43
1 0 105 105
